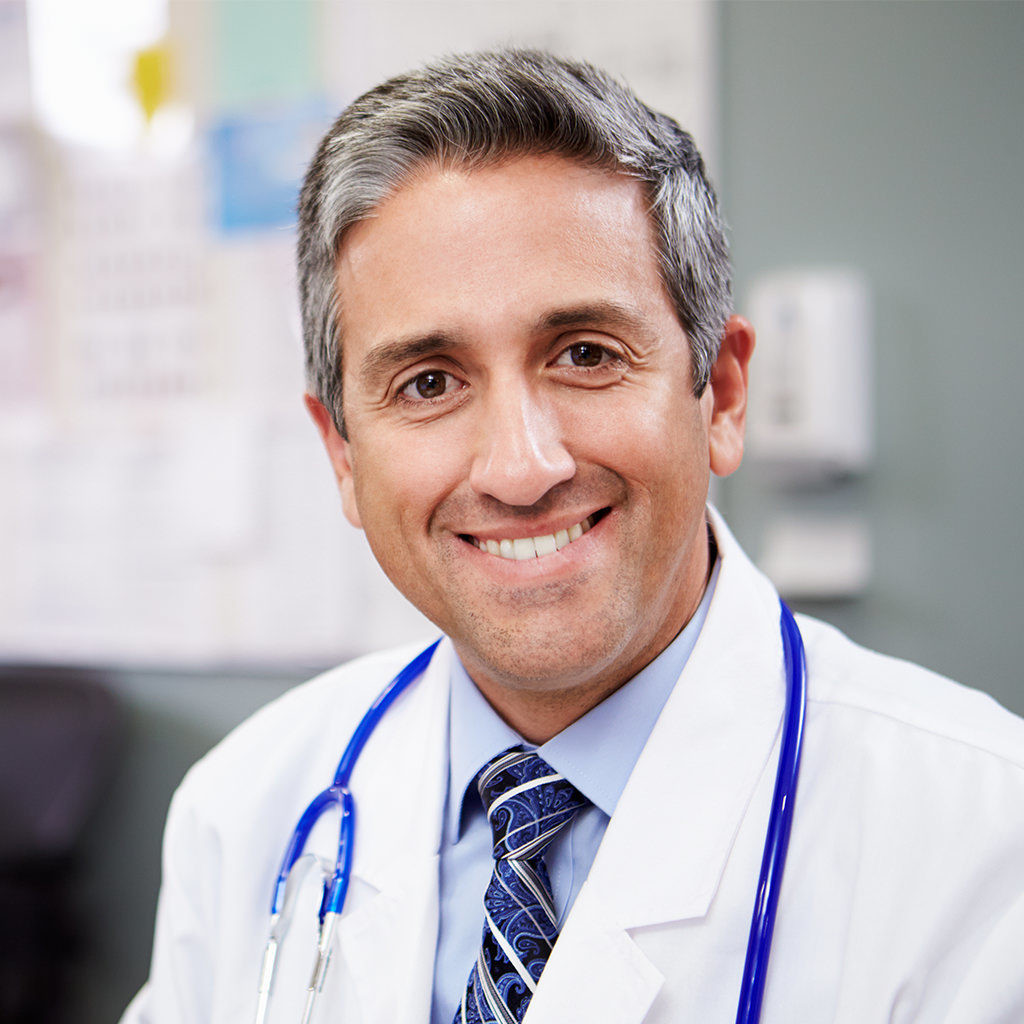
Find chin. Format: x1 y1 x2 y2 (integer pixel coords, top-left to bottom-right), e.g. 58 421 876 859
451 608 634 694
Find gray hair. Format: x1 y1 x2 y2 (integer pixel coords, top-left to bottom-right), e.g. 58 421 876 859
297 49 731 435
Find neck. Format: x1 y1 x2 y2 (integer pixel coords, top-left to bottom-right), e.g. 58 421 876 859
471 670 631 746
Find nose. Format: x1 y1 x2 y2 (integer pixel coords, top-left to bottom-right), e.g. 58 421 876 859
468 387 576 506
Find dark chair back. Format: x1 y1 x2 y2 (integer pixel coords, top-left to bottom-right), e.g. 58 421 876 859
0 668 122 1024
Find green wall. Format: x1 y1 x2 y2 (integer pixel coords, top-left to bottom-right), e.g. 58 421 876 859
719 0 1024 713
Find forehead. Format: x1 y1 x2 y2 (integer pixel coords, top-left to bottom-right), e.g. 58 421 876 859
333 155 672 357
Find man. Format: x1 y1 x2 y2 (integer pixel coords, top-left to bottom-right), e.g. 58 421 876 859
122 50 1024 1023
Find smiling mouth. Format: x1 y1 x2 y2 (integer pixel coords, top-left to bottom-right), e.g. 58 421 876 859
461 509 609 561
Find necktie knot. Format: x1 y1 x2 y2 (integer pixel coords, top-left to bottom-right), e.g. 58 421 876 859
476 746 588 862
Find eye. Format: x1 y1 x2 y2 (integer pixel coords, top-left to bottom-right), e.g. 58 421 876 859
399 369 459 401
555 342 614 368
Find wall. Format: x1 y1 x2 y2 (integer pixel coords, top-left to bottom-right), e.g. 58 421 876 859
718 0 1024 713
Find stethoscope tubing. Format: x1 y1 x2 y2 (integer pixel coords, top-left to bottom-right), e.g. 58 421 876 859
735 600 807 1024
268 638 441 918
260 603 806 1024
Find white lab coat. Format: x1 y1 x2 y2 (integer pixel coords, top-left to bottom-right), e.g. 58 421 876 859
122 512 1024 1023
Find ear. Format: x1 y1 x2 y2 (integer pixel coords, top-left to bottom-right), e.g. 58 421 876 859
304 394 363 529
707 315 756 478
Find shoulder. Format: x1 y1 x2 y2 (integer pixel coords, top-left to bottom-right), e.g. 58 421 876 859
798 612 1024 772
170 640 441 826
785 616 1024 1011
709 506 1024 771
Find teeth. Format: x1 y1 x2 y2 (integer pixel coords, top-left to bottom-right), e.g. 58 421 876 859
512 537 535 560
473 514 597 561
534 533 557 557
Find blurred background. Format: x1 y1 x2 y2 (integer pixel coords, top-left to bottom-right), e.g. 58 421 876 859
0 1 1021 1020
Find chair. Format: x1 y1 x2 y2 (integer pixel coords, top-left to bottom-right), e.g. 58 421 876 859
0 668 122 1024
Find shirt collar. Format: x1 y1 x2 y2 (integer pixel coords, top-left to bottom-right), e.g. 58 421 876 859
446 654 521 841
446 554 721 839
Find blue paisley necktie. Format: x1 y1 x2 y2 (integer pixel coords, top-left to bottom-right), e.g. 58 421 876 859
455 746 589 1024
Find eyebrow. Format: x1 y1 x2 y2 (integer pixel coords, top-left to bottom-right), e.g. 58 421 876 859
358 333 466 390
535 300 649 334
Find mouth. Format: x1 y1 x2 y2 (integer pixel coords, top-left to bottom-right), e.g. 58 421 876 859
460 508 610 561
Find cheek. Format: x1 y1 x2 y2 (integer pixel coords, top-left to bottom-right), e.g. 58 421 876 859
349 472 421 592
572 381 707 475
349 428 461 536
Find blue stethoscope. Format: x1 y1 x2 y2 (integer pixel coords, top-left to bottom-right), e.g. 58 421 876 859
254 599 806 1024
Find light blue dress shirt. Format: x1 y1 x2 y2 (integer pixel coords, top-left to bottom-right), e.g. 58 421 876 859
430 557 720 1024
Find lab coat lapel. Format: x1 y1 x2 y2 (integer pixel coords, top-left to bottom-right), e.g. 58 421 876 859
523 890 666 1024
525 512 787 1022
332 638 453 1024
593 518 785 928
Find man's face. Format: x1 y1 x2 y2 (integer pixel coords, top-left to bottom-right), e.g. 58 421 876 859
309 155 750 719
